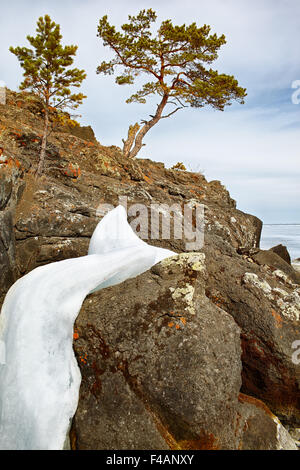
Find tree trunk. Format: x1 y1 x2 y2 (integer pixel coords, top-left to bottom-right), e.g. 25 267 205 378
122 123 140 158
36 107 49 177
124 94 169 159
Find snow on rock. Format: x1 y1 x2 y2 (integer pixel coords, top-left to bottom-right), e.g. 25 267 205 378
0 206 175 450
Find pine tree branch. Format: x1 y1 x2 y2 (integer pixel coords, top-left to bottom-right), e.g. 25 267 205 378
160 106 183 119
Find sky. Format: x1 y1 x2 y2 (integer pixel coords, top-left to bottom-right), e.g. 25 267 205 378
1 0 299 223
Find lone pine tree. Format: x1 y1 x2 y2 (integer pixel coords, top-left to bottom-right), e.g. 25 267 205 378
97 9 247 159
10 15 86 176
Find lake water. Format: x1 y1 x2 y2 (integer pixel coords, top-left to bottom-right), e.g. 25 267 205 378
260 224 300 262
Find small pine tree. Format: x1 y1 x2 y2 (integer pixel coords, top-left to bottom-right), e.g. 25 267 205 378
10 15 87 176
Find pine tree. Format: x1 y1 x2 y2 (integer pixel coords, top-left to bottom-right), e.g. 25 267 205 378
97 9 247 159
10 15 86 175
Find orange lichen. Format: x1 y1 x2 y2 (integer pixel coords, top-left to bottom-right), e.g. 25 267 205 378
207 292 226 309
238 393 277 419
4 157 22 170
143 174 153 184
78 352 87 364
73 329 79 340
271 309 283 329
178 433 220 450
64 163 81 179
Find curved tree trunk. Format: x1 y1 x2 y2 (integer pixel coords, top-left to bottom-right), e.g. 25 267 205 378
124 94 169 159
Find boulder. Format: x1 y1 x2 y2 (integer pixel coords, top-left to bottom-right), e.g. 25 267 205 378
269 244 291 265
236 394 297 450
204 241 300 425
71 253 297 450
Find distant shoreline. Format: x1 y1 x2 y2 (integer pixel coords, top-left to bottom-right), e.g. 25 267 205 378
261 224 299 261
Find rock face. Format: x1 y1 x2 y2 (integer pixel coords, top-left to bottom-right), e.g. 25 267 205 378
0 163 24 304
0 88 299 449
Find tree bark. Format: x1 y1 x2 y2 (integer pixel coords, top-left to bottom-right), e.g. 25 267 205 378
122 123 140 158
36 107 49 177
124 94 169 159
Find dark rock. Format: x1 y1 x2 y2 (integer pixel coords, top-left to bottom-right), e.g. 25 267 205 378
0 235 15 303
72 254 296 450
0 171 12 210
0 166 21 302
269 244 291 265
236 394 297 450
72 253 241 449
204 242 300 425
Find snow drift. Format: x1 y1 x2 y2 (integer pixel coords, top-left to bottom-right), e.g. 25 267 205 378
0 205 174 450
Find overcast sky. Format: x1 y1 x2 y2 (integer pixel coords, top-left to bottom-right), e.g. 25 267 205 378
1 0 299 223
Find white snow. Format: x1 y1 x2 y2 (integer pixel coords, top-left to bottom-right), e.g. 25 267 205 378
0 205 175 450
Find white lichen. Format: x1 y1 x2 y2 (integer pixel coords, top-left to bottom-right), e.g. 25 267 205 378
243 272 300 322
160 252 205 270
243 272 273 296
272 269 293 286
169 284 196 315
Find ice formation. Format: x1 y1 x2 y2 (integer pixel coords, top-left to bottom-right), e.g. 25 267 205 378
0 205 175 450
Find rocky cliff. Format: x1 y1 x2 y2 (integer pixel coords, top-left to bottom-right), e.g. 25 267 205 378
0 89 299 449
